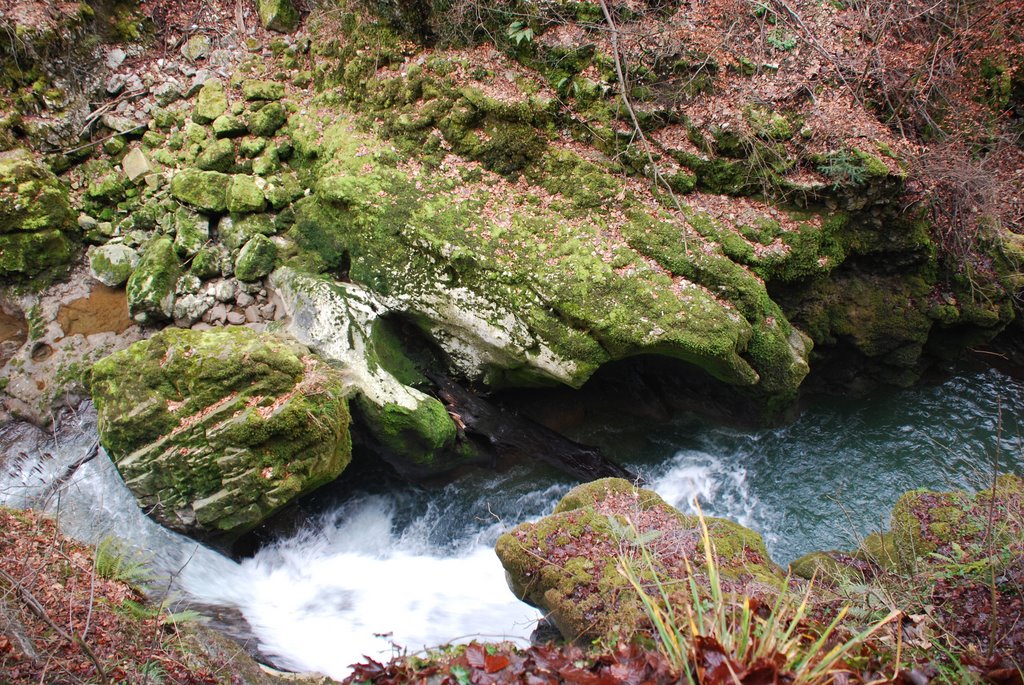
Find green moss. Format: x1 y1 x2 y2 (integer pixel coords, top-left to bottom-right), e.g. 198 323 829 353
195 138 236 172
247 101 288 137
125 236 180 323
193 79 229 124
170 169 230 212
355 393 456 473
226 175 267 214
234 233 278 281
90 327 353 540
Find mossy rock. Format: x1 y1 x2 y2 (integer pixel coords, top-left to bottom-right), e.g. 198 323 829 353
234 234 278 281
226 175 267 214
170 169 231 213
125 236 180 323
0 148 76 279
90 326 353 542
196 138 236 172
173 207 210 258
220 213 276 252
242 79 286 101
88 243 140 287
495 478 782 646
193 79 229 125
247 102 288 137
258 0 300 33
854 475 1024 575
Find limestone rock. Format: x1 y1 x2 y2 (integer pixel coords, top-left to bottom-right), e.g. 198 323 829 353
89 326 353 541
247 102 288 137
126 237 181 323
270 268 464 476
196 138 236 172
170 169 230 212
212 114 248 139
495 478 783 645
181 34 213 62
234 234 278 282
89 243 140 287
226 175 266 214
173 208 210 258
257 0 300 33
219 214 275 252
193 79 229 124
0 149 76 279
121 148 153 182
242 80 285 101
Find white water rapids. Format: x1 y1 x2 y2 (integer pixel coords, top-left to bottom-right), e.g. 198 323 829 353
2 367 1021 679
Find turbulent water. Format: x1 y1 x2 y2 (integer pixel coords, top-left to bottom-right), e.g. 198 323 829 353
2 367 1022 679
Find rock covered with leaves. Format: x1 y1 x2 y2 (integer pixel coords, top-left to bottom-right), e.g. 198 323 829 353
89 326 353 542
495 478 781 645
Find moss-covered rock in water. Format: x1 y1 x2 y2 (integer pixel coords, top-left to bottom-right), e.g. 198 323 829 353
0 149 76 279
89 326 353 541
193 79 229 125
170 169 230 213
258 0 300 33
234 234 277 281
125 237 180 323
495 478 782 646
88 243 140 287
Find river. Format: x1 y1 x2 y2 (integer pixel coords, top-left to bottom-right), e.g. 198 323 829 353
1 365 1021 679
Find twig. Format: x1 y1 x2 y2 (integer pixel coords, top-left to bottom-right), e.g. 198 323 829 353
0 567 110 684
597 0 689 253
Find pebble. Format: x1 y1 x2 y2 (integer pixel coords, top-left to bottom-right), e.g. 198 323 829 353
226 311 246 325
236 291 255 307
258 303 276 320
207 303 228 324
244 305 261 323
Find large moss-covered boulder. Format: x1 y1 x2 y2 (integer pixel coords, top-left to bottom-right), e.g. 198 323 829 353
495 478 782 645
126 237 180 323
90 326 353 541
0 149 76 279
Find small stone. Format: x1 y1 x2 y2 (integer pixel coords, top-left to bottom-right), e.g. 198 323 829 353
239 137 267 158
106 48 127 69
189 245 223 280
208 49 234 67
121 147 153 182
236 291 256 307
244 305 261 323
212 279 236 303
226 310 246 325
242 79 285 101
101 114 140 135
105 74 127 95
191 322 214 331
174 292 213 326
78 214 98 231
181 34 213 62
209 303 229 323
176 273 203 295
258 302 277 319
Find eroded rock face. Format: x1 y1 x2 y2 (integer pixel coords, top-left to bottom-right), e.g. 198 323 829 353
495 478 782 645
90 326 353 541
0 149 76 279
270 267 465 476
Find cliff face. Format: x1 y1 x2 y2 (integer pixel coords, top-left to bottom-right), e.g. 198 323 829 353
0 0 1020 532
